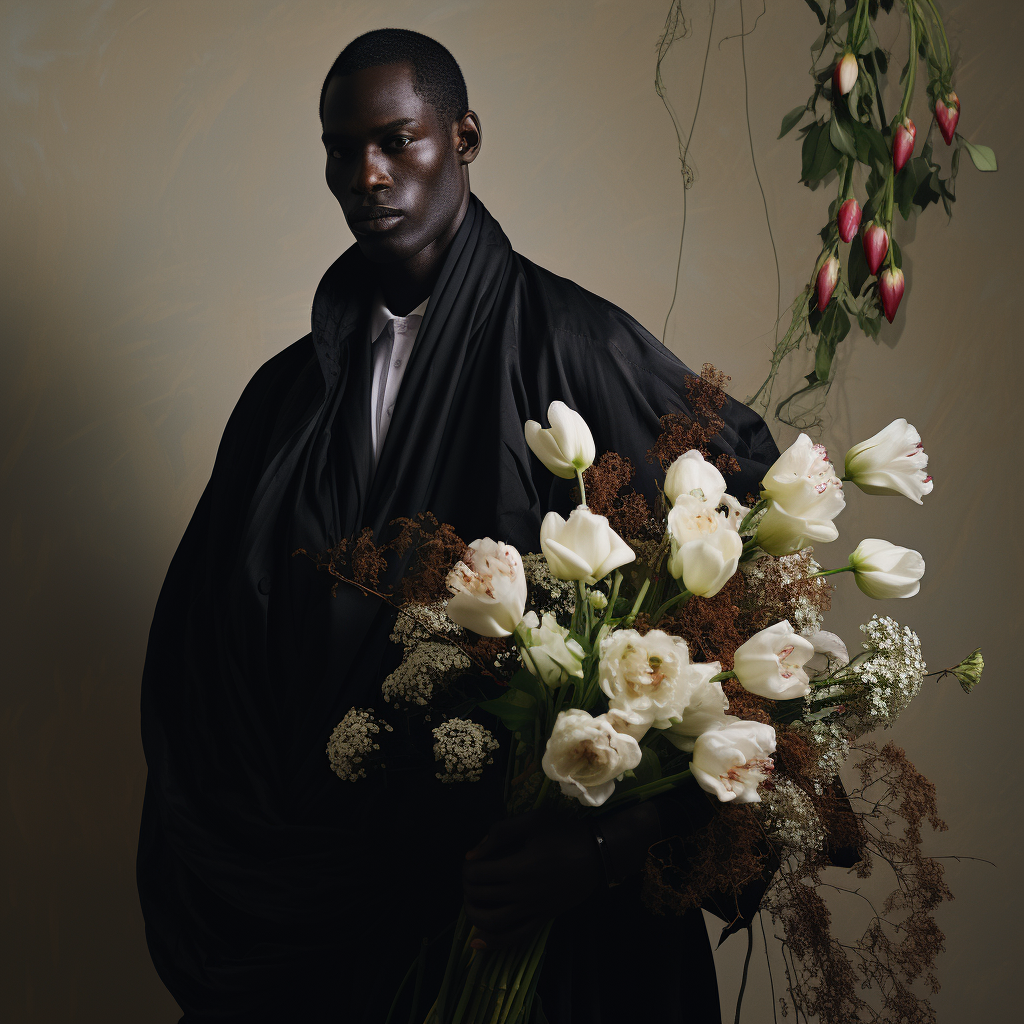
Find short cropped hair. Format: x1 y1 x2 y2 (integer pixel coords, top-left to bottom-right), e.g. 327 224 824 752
319 28 469 128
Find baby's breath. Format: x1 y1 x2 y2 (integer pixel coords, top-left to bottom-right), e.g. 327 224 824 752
326 708 393 781
432 718 500 783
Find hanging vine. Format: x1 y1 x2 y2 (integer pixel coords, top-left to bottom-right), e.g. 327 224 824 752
745 0 997 429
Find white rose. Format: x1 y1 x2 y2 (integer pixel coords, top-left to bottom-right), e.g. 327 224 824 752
804 630 849 678
540 505 635 584
666 495 743 597
599 629 717 730
524 401 596 479
519 611 586 687
756 433 846 556
445 538 527 637
541 709 642 807
664 449 727 507
844 418 933 504
848 538 925 599
664 676 735 752
733 620 815 700
690 720 777 804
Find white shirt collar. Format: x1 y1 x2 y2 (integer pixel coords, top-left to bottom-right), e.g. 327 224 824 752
370 293 429 342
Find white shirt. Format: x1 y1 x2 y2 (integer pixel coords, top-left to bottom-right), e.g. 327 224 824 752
368 294 429 468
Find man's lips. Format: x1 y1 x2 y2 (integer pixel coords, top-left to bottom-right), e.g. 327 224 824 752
348 206 404 231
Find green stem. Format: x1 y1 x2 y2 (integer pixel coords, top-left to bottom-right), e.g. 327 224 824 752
651 586 693 626
575 467 587 507
898 3 918 124
807 566 854 579
739 498 767 534
622 577 651 627
605 768 694 807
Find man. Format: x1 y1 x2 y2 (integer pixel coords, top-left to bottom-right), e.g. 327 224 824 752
138 29 779 1022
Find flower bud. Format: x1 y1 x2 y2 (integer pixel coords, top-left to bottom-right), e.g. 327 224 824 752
816 255 839 311
935 91 960 146
525 401 595 479
847 538 925 599
893 117 916 173
862 223 889 277
837 197 862 243
950 648 984 695
879 266 905 323
540 505 635 584
833 52 858 96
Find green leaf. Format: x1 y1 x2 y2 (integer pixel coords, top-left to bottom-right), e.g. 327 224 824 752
895 156 932 219
857 308 882 338
850 120 889 171
829 116 858 159
478 695 536 734
507 667 548 705
633 746 663 786
848 233 870 297
961 139 998 171
801 122 842 184
891 238 903 269
802 0 826 24
779 105 808 139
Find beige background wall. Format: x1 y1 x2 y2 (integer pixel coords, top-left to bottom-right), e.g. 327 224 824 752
2 1 1020 1020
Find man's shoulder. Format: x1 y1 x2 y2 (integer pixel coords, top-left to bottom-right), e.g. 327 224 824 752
512 253 683 378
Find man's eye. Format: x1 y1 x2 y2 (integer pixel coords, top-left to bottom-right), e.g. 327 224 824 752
388 136 413 150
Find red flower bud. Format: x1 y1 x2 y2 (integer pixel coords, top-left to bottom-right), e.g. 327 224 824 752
893 117 916 173
935 91 960 146
837 197 862 243
862 223 890 277
833 52 859 96
879 266 905 323
817 255 840 310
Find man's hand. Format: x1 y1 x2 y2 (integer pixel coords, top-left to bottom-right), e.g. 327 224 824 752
462 811 603 950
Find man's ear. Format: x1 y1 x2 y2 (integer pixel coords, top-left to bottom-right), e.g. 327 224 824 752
454 111 482 164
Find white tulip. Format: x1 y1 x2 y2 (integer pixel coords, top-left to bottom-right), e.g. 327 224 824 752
525 401 596 479
733 620 815 700
666 495 743 597
541 709 642 807
664 449 727 507
599 629 719 730
445 538 527 637
804 630 849 678
844 418 933 504
848 538 925 599
756 433 845 556
540 506 635 584
518 611 585 687
690 719 776 804
664 677 735 752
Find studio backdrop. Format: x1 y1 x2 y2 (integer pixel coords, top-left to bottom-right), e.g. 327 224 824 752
1 1 1020 1021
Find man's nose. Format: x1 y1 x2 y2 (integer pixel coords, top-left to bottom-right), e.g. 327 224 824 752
351 147 391 194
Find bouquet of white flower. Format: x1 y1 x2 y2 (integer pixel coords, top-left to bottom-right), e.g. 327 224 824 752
321 385 979 1024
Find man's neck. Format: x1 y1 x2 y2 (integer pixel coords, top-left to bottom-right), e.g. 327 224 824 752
372 191 470 316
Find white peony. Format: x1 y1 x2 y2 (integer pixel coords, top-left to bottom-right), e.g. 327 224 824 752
525 401 596 479
756 434 846 556
541 709 642 807
518 611 585 687
664 449 727 507
445 538 527 637
844 418 933 504
848 538 925 599
690 720 777 804
540 505 635 584
599 629 720 730
666 495 743 597
733 620 815 700
664 676 735 752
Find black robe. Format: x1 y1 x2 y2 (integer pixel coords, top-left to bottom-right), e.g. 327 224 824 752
137 195 780 1022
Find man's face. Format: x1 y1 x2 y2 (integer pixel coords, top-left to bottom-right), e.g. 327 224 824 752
321 62 471 265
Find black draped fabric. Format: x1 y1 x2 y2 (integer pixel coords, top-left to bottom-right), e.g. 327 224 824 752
138 195 780 1022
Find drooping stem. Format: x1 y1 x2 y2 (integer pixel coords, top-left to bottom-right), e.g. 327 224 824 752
651 586 693 626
